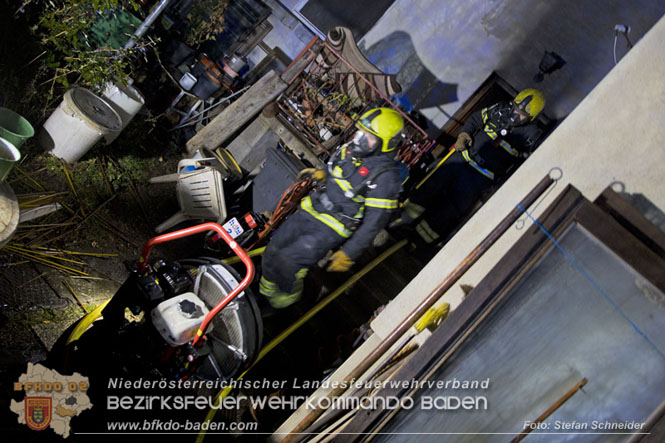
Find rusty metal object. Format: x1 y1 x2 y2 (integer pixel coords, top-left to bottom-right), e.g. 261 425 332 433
512 378 588 443
277 35 433 169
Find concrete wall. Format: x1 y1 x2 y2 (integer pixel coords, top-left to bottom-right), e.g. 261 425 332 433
274 12 665 437
257 0 315 63
359 0 665 129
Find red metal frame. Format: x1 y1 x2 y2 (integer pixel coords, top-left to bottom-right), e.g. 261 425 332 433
137 222 255 348
277 37 435 167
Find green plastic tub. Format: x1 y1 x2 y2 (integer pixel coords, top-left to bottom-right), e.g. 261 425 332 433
0 107 35 148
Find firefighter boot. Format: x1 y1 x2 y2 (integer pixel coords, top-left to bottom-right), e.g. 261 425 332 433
388 199 426 229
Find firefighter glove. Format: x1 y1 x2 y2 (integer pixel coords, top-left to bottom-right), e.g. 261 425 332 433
454 132 472 151
297 168 327 182
327 250 353 272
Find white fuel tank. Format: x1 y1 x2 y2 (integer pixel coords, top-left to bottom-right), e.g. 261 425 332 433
151 292 212 346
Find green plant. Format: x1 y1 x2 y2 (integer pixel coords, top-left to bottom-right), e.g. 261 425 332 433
184 0 229 46
32 0 153 96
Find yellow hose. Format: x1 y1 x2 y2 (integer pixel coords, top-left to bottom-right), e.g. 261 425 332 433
222 247 266 265
66 299 111 345
415 148 455 190
196 239 408 443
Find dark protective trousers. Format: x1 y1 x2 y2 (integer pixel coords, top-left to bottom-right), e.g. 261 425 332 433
260 209 345 308
410 152 493 241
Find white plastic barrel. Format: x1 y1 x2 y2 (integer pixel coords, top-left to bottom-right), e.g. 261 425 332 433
40 88 122 163
102 82 145 144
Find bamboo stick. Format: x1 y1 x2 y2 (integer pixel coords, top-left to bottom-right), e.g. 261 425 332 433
97 157 115 197
4 247 76 273
0 260 30 266
39 194 117 246
13 166 46 191
11 244 118 257
15 272 48 289
63 281 89 313
4 246 88 275
18 193 66 208
61 160 86 216
108 158 151 226
7 168 47 185
5 244 85 265
18 222 76 228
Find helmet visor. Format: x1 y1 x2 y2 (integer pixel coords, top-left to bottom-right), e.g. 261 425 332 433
511 104 531 122
358 109 382 137
350 130 377 157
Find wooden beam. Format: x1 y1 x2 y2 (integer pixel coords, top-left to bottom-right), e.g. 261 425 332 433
186 70 288 155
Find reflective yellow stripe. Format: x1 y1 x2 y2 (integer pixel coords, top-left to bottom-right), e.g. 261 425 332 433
481 109 498 137
259 277 279 295
462 150 495 180
354 205 365 219
259 270 307 308
482 108 520 157
365 197 398 209
416 220 440 244
332 166 365 203
403 200 426 219
484 126 519 156
482 116 499 140
301 196 352 238
498 139 519 156
334 179 365 203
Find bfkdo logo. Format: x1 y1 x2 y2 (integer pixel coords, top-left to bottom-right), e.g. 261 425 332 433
26 397 52 431
10 363 93 438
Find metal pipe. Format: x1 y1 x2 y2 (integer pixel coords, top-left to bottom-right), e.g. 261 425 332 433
124 0 173 49
283 173 556 441
171 86 251 130
626 397 665 443
512 378 588 442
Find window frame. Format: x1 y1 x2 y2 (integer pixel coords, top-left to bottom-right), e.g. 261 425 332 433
334 185 665 440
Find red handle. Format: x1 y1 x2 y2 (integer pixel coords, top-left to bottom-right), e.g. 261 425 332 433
136 222 255 347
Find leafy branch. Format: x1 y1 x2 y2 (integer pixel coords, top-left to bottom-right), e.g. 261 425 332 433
184 0 229 46
33 0 154 98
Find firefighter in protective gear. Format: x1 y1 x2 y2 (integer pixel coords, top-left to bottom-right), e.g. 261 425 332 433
391 89 544 246
260 108 404 309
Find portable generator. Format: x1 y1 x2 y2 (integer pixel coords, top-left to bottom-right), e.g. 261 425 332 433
60 223 262 383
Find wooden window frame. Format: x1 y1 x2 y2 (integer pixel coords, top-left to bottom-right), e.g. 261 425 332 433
334 185 665 440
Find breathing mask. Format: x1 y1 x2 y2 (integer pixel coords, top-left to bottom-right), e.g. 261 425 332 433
349 130 377 157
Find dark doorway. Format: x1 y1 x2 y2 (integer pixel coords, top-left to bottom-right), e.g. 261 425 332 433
437 71 555 149
300 0 396 40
